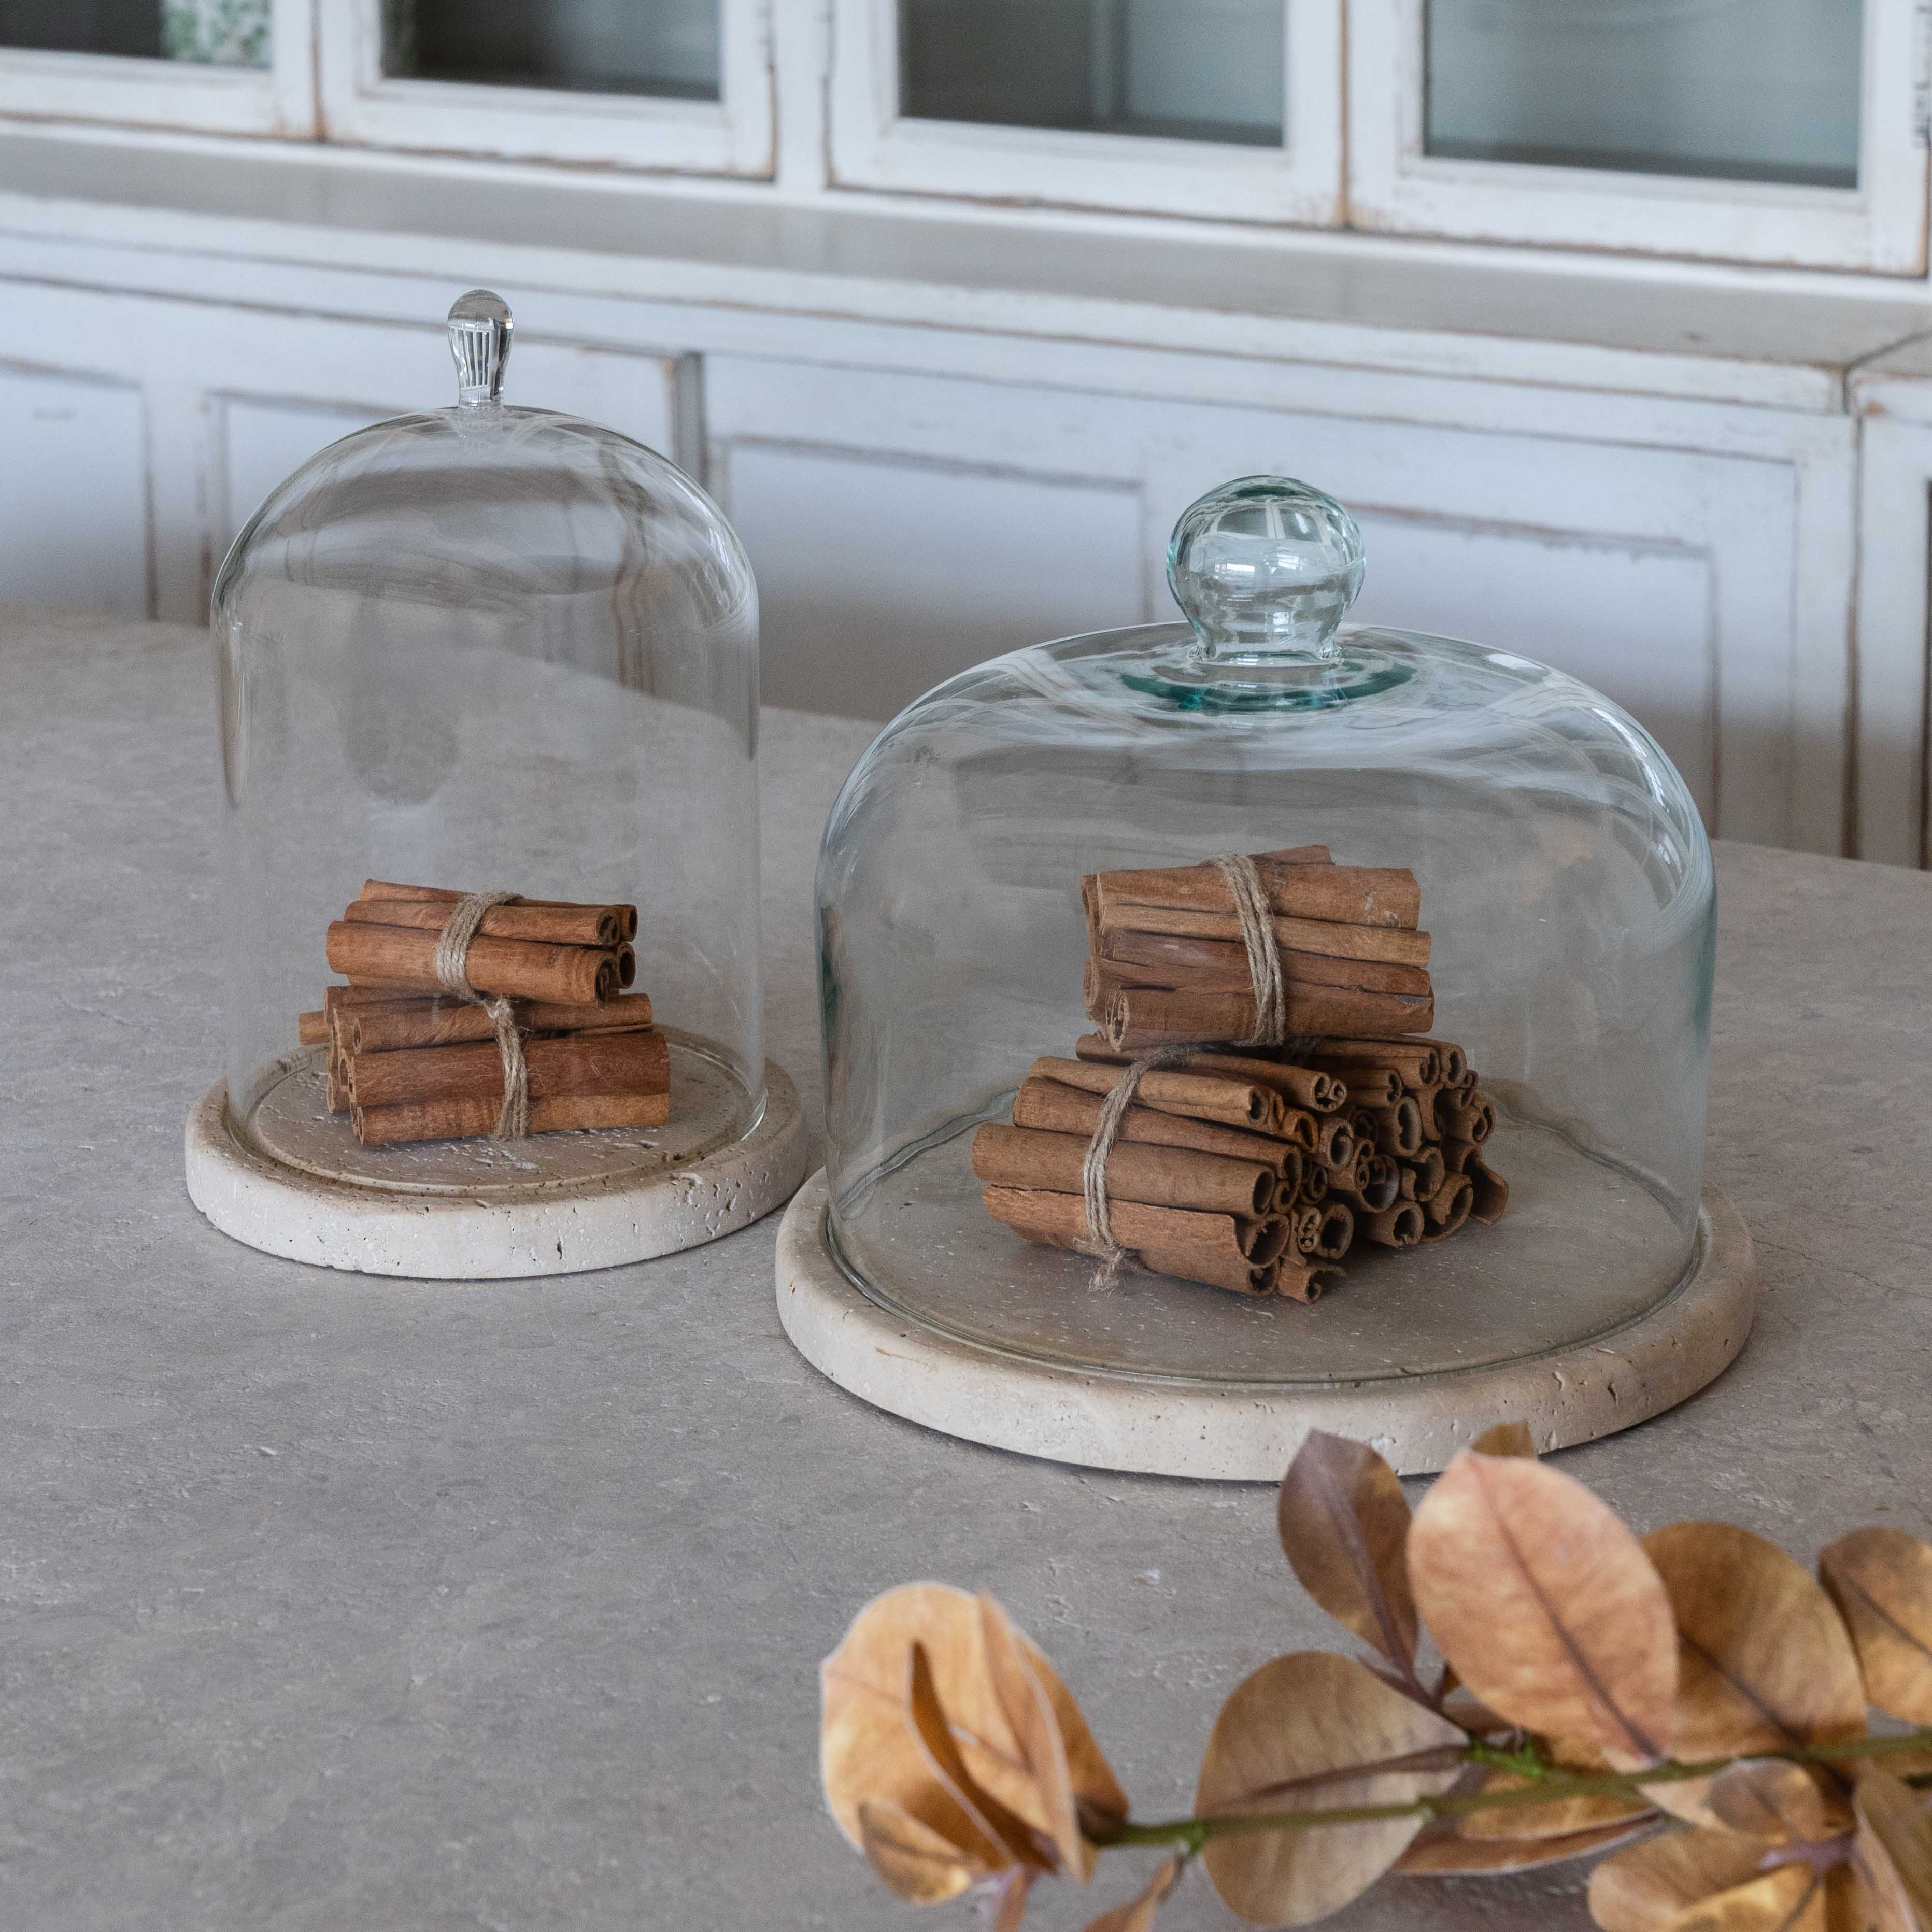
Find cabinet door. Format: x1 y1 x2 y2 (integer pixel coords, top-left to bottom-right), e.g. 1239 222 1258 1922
1346 0 1927 273
318 0 773 175
0 0 313 135
0 279 686 626
706 356 1851 849
828 0 1341 224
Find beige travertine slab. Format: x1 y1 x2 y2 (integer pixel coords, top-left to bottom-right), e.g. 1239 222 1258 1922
6 605 1931 1932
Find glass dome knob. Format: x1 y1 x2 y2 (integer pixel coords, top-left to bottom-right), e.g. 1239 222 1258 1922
448 289 513 406
1167 475 1366 663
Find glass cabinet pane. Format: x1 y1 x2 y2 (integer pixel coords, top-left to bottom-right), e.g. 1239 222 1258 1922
0 0 269 65
385 0 720 100
900 0 1284 146
1426 0 1860 188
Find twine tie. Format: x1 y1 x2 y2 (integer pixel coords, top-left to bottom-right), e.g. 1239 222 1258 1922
434 890 529 1139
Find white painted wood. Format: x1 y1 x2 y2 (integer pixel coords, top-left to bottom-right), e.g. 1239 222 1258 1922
828 0 1342 225
316 0 775 176
0 0 315 137
722 439 1145 716
1346 0 1929 275
707 354 1852 847
0 279 683 622
0 362 148 617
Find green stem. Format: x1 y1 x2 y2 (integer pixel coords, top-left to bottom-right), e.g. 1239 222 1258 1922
1095 1728 1932 1851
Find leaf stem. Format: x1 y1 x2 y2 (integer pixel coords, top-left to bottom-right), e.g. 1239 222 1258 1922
1092 1728 1932 1850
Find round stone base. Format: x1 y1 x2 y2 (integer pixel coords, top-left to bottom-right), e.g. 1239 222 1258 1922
774 1170 1757 1479
187 1061 807 1280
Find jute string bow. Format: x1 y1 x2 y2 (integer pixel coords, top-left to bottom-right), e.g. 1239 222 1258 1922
1080 854 1301 1287
433 891 530 1139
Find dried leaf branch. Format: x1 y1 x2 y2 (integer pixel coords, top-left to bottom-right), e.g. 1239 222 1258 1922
821 1429 1932 1932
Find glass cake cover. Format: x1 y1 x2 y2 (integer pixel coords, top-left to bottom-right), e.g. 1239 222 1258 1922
213 291 763 1194
816 476 1714 1386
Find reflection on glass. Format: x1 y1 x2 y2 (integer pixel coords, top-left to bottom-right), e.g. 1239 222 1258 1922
900 0 1284 147
0 0 269 65
385 0 720 99
1426 0 1861 188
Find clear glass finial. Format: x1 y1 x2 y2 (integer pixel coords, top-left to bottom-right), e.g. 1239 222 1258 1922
1168 475 1366 663
448 290 513 407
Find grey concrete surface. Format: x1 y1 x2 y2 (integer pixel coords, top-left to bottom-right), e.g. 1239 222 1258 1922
4 607 1930 1932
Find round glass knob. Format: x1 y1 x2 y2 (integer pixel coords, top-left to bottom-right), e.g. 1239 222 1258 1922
1167 475 1366 663
448 289 513 407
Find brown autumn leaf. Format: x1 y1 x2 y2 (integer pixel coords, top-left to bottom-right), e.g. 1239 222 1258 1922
1706 1759 1853 1844
1397 1815 1655 1875
1470 1421 1538 1458
907 1641 1049 1870
821 1584 1128 1863
858 1799 986 1904
1195 1650 1464 1925
1589 1825 1770 1932
1081 1855 1182 1932
1855 1772 1932 1932
978 1594 1089 1878
1456 1767 1655 1841
1277 1430 1419 1671
1822 1529 1932 1726
1407 1450 1678 1768
1660 1866 1830 1932
1643 1523 1866 1826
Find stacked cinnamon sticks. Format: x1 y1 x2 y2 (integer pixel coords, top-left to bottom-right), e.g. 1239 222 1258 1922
296 880 668 1147
974 1035 1506 1301
1082 845 1435 1050
978 848 1506 1299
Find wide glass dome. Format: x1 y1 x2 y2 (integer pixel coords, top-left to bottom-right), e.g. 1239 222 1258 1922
212 291 763 1200
816 476 1714 1388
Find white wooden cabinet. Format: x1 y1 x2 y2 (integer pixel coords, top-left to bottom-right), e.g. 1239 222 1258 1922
707 356 1851 847
1850 342 1932 867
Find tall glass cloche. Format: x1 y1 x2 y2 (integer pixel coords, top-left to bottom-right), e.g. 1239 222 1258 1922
186 291 804 1278
783 476 1744 1476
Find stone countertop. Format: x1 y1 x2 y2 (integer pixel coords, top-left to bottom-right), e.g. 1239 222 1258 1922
5 608 1930 1931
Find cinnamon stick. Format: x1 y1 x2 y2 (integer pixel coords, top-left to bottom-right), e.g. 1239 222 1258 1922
1337 1157 1400 1215
1313 1116 1356 1171
1095 929 1433 998
1401 1145 1446 1205
1100 984 1433 1053
1367 1098 1423 1158
297 1009 329 1047
1027 1056 1288 1136
1012 1079 1302 1186
325 920 622 1005
1271 1256 1338 1304
1300 1161 1329 1205
1440 1094 1496 1145
354 1089 669 1147
343 895 630 950
1306 1042 1441 1091
1440 1136 1476 1176
345 993 654 1055
1291 1206 1322 1255
1466 1155 1509 1225
1073 1040 1346 1114
1363 1202 1425 1248
346 1030 670 1111
361 879 638 942
980 1184 1284 1296
1423 1176 1474 1241
1091 861 1420 930
1095 899 1432 967
970 1124 1275 1218
1312 1201 1354 1262
1418 1040 1468 1087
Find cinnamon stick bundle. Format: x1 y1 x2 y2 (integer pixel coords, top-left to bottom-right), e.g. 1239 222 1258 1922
325 920 627 1005
971 1124 1277 1219
346 1029 670 1112
979 1184 1287 1297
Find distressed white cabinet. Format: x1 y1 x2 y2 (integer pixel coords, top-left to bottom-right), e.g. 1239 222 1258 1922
1850 342 1932 868
707 356 1852 849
